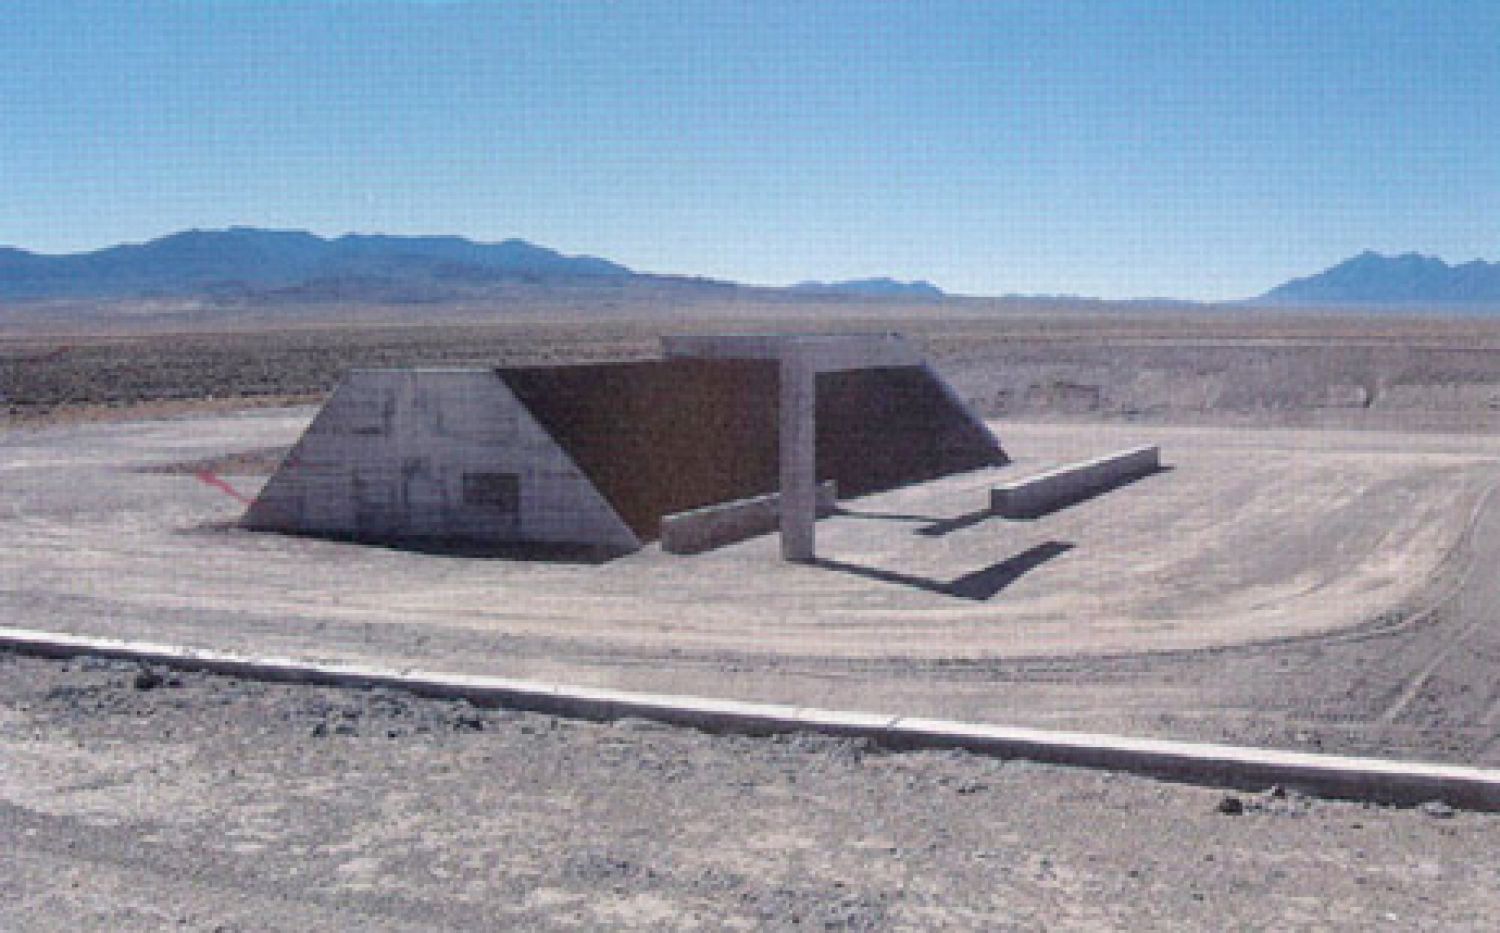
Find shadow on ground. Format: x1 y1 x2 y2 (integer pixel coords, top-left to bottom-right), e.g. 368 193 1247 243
812 541 1074 601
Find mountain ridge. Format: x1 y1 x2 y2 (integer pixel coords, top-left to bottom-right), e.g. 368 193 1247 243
1258 251 1500 306
0 227 635 301
790 277 945 299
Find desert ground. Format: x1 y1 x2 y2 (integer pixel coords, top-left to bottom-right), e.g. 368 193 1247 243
4 304 1500 928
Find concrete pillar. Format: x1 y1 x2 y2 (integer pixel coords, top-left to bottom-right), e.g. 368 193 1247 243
779 354 817 562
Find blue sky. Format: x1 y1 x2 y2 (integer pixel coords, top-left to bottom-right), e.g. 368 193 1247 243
2 1 1496 299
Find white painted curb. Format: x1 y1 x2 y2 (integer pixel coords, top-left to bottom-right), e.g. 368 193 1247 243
4 625 1498 811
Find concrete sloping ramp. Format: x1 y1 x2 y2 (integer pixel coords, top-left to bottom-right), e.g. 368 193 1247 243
241 369 640 551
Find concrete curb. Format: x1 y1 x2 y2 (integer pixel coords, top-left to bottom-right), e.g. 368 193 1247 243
991 445 1161 518
4 624 1499 811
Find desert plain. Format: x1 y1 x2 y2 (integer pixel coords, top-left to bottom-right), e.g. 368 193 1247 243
4 300 1500 929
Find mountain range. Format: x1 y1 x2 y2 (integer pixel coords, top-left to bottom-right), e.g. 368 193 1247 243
0 228 634 301
790 278 945 299
2 228 1496 308
1257 251 1500 306
0 228 956 305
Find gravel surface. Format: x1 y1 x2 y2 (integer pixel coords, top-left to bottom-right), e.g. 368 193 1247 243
12 312 1500 433
9 312 1500 927
5 409 1499 766
3 650 1498 931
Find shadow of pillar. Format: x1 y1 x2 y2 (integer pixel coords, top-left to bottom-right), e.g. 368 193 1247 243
812 541 1075 602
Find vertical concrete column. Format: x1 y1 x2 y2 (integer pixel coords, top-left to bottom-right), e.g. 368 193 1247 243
779 353 817 562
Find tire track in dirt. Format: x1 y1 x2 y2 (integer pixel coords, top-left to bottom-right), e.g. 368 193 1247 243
1378 480 1500 732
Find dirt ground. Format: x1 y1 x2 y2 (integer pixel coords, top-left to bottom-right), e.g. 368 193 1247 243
5 402 1500 769
10 308 1500 433
3 650 1497 932
6 307 1500 928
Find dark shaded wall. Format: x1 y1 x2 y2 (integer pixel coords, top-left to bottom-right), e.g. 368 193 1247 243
502 361 1006 540
817 366 1008 497
503 360 781 539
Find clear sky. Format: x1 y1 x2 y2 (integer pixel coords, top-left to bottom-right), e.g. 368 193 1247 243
2 1 1496 299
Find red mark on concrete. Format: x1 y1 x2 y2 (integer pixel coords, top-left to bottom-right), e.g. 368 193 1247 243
194 469 254 506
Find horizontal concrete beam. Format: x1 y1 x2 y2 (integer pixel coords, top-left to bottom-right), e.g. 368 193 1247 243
662 334 920 373
660 481 837 555
991 445 1161 519
3 624 1498 811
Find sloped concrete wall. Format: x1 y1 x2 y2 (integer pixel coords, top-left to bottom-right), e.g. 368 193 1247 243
242 370 639 552
504 360 1007 540
502 360 782 539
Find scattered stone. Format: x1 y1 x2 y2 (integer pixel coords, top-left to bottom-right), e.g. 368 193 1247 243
1419 801 1456 819
80 656 138 674
1216 795 1245 816
612 716 668 732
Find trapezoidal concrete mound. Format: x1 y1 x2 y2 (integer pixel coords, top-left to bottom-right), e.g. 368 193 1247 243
242 338 1007 555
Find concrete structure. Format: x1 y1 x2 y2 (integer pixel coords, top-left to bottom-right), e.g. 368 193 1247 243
243 336 1006 556
664 334 976 561
990 445 1161 519
660 481 838 555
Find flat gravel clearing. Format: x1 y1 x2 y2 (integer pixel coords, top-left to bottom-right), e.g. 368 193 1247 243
4 409 1500 763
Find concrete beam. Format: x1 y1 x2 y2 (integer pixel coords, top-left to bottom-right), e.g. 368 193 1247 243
660 482 837 555
780 355 818 562
4 623 1498 811
991 446 1161 519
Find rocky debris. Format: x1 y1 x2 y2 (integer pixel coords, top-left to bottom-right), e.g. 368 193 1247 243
297 690 495 739
774 732 879 766
73 656 141 674
133 666 167 690
1212 786 1323 818
1419 800 1456 819
5 647 1500 930
610 715 670 732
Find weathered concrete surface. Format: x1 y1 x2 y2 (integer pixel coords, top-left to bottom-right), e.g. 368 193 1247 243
662 334 1002 560
660 482 838 555
780 354 818 561
499 356 1007 541
242 369 639 551
990 445 1162 518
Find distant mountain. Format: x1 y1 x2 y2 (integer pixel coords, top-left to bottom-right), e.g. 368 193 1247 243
1259 251 1500 306
790 277 945 299
0 227 634 301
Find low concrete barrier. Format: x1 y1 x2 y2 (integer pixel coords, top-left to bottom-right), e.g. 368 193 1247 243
3 623 1498 810
991 445 1160 518
661 481 837 555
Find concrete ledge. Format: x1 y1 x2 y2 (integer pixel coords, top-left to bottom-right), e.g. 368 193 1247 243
3 624 1498 811
991 445 1161 518
660 481 837 555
